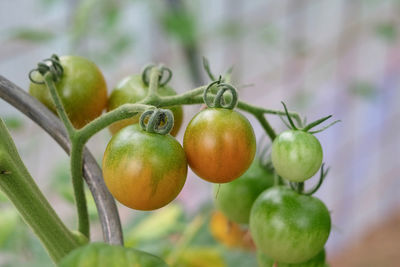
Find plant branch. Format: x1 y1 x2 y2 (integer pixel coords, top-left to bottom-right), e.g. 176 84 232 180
0 118 79 262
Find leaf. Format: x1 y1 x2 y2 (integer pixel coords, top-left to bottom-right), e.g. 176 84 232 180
125 204 183 247
0 208 19 248
175 247 226 267
9 28 54 43
375 22 397 43
348 81 378 100
161 11 197 45
3 116 24 131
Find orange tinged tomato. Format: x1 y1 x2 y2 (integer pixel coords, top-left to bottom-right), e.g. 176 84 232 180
29 55 107 129
183 108 256 183
102 124 187 210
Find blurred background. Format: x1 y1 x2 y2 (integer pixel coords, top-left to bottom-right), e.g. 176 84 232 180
0 0 399 266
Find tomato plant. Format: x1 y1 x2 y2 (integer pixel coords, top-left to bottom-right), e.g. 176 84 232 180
102 121 187 211
213 157 274 224
250 186 331 264
271 130 323 182
59 242 168 267
0 55 338 266
257 249 326 267
29 55 107 129
108 74 183 136
184 108 256 183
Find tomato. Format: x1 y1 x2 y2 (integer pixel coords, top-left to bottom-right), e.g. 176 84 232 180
257 249 326 267
102 124 187 210
213 158 274 224
29 55 107 129
271 130 322 182
209 211 255 250
107 75 183 136
183 108 256 183
59 242 168 267
249 186 330 264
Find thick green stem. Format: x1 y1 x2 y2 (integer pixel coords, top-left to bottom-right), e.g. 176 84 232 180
69 142 89 237
78 104 151 143
0 119 79 262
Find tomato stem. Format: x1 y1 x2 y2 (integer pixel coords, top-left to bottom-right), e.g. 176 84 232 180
0 119 79 262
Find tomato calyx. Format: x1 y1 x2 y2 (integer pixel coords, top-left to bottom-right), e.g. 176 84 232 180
139 108 174 135
203 79 238 109
280 101 340 134
29 54 64 84
141 64 173 87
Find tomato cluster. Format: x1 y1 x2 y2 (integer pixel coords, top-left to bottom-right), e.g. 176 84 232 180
29 56 335 266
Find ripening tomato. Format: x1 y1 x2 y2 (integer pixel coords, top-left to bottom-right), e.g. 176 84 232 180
29 55 107 129
102 124 187 210
257 249 326 267
107 75 183 136
213 158 274 224
271 130 323 182
59 242 168 267
183 108 256 183
250 186 330 264
209 211 255 250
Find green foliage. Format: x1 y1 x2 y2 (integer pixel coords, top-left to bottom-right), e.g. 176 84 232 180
9 28 54 43
348 81 378 100
375 22 398 43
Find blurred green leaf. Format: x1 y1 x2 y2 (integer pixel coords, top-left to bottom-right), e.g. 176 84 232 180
175 247 226 267
348 81 378 100
216 20 244 39
375 22 397 43
9 28 54 43
50 162 75 203
3 116 24 131
125 204 183 247
0 208 19 248
161 10 197 45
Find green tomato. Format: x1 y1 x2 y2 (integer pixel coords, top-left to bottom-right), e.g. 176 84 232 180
213 158 274 224
102 124 187 211
59 242 168 267
271 130 322 182
257 249 326 267
107 75 183 136
29 55 107 129
250 186 330 264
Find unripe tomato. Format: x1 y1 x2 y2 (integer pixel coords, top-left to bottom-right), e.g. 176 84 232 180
257 249 326 267
250 186 330 264
213 158 274 224
183 108 256 183
209 211 255 250
29 55 107 129
59 242 168 267
107 75 183 136
271 130 322 182
102 124 187 210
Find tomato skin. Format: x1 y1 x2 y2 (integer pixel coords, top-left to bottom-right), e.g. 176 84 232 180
213 158 274 224
59 242 168 267
107 75 183 136
250 186 330 264
29 56 107 129
183 108 256 183
257 249 326 267
271 130 323 182
102 124 187 211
